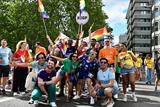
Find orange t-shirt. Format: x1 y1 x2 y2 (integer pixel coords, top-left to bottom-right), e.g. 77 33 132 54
35 47 47 55
99 47 118 64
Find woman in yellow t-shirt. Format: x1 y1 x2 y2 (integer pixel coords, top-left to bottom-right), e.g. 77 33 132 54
135 54 143 80
118 43 137 102
144 54 154 85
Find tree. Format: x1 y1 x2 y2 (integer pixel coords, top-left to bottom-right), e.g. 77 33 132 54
0 0 112 52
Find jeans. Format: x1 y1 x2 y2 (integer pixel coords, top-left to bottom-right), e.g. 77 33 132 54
146 68 153 82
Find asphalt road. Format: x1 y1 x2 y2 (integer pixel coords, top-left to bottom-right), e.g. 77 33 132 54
0 81 160 107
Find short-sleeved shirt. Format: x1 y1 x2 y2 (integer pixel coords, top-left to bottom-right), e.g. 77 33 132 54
0 47 11 65
135 57 143 67
97 68 118 89
14 49 29 63
144 58 154 69
38 69 56 82
31 61 48 73
35 47 47 55
99 47 118 65
60 58 79 73
118 51 134 67
78 56 98 78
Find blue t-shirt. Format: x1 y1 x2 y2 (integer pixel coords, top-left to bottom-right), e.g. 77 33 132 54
97 68 118 89
31 61 48 73
38 69 57 82
0 47 11 65
78 56 98 77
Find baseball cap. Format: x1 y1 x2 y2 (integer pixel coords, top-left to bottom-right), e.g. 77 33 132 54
104 35 111 42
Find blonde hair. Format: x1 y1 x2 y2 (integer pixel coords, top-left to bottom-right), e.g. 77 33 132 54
16 40 26 51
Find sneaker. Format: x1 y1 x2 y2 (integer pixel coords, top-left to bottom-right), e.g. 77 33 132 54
123 95 127 102
50 102 57 107
20 92 25 96
90 96 95 105
107 101 115 107
28 99 34 104
34 100 38 105
101 99 109 106
13 92 19 96
114 94 118 99
132 94 137 102
73 95 80 100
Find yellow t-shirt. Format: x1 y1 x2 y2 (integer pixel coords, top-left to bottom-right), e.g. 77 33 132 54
144 58 154 68
118 51 134 67
135 57 143 67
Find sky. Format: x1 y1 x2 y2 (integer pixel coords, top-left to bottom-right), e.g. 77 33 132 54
102 0 130 44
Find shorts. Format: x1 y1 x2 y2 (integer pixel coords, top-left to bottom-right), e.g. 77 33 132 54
77 71 89 80
121 67 135 75
57 69 65 78
97 87 118 96
0 65 10 77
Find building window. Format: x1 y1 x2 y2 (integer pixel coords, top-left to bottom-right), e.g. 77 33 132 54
140 10 150 15
154 22 158 31
140 3 148 6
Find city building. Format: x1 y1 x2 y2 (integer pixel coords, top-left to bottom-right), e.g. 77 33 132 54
119 33 128 44
152 0 160 58
126 0 153 55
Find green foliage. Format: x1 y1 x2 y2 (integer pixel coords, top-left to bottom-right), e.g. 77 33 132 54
0 0 112 51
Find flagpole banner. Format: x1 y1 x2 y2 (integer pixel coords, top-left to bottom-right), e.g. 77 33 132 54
38 0 49 19
91 27 111 41
80 0 85 13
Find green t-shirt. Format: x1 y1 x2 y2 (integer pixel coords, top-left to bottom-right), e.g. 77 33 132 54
61 58 79 73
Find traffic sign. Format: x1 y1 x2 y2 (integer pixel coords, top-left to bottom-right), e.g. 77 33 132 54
76 11 89 25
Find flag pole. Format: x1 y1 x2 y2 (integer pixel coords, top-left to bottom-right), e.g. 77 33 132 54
42 18 48 36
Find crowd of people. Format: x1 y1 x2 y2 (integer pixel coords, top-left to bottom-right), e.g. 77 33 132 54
0 36 159 107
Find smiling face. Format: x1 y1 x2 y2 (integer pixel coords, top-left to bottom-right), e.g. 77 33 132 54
37 54 45 64
100 58 108 70
47 60 55 70
71 54 78 62
1 40 7 48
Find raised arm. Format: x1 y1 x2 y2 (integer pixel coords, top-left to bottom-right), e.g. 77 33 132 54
50 55 64 62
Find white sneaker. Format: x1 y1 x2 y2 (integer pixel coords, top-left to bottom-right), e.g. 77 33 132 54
101 99 109 106
132 94 137 102
73 95 80 100
28 99 34 104
114 94 118 99
13 92 19 96
123 95 127 102
20 92 25 96
50 102 57 107
90 97 95 105
107 101 115 107
34 100 38 105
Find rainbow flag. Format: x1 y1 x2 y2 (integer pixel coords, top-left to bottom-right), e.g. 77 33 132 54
38 0 49 19
80 0 85 13
91 27 111 41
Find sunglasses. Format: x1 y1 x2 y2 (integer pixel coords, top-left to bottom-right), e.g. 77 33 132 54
72 55 78 58
38 57 44 60
100 61 107 64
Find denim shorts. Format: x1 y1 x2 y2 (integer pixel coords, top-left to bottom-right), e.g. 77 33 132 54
121 67 135 75
97 87 118 96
